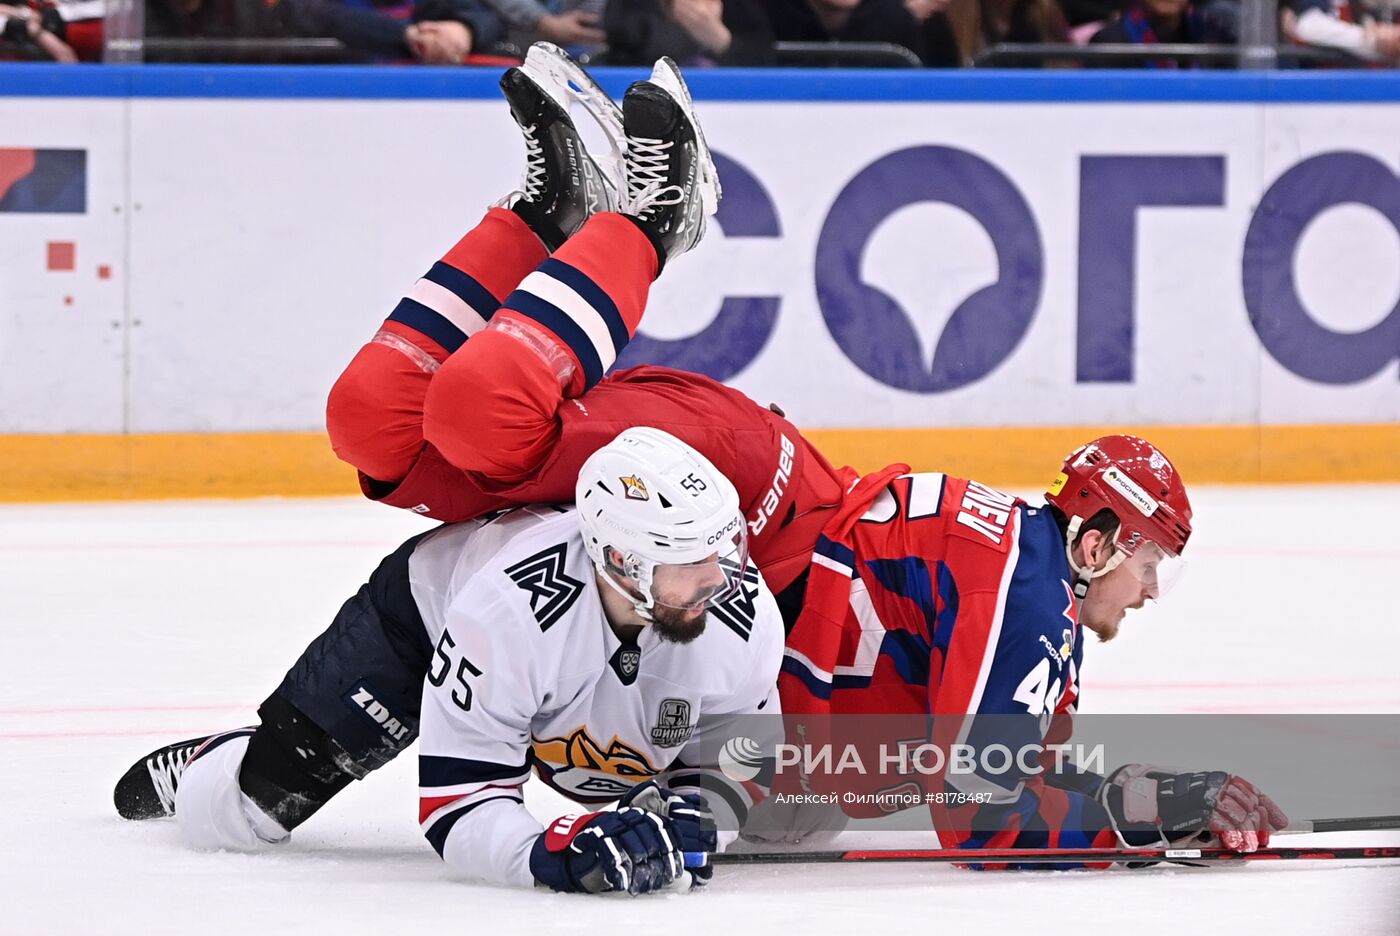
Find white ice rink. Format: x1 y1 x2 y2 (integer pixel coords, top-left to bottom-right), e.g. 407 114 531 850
3 488 1399 935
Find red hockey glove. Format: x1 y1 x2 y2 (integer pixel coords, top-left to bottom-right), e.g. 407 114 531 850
1100 764 1289 853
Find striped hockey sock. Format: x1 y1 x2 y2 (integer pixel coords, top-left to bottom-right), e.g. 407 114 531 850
496 213 659 394
383 207 549 363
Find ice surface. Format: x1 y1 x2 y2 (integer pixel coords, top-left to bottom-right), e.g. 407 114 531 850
3 489 1398 935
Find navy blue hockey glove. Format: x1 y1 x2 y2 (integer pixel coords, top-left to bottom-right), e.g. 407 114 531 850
621 781 718 853
621 780 718 887
529 808 685 895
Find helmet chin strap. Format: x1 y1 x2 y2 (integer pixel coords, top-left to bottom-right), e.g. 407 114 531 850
597 555 657 624
1065 516 1127 600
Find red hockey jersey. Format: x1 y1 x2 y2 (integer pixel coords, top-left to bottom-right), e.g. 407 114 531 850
777 471 1117 861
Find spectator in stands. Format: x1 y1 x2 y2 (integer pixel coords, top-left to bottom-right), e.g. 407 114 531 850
1055 0 1123 41
1282 0 1400 63
1 1 80 60
145 0 502 63
603 0 775 65
759 0 927 60
903 0 962 66
940 0 1068 64
482 0 606 56
1089 0 1236 61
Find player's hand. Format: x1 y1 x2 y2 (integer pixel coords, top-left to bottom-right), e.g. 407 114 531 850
529 808 685 895
622 780 718 852
622 780 718 887
1099 764 1289 853
535 9 605 46
1204 773 1290 851
742 793 849 846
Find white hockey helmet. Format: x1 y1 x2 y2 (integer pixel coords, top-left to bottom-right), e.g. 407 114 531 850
576 427 748 619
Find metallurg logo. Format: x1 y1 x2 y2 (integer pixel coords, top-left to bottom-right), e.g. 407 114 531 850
620 474 650 501
532 727 659 798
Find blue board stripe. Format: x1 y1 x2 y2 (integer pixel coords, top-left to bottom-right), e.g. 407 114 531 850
3 64 1400 103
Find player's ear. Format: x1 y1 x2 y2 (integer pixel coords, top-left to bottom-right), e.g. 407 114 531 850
603 546 630 579
1078 529 1111 570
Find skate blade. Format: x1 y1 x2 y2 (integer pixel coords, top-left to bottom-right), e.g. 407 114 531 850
522 42 626 198
647 56 721 216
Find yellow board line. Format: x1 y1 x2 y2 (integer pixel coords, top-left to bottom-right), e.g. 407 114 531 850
1 433 361 502
805 424 1400 486
3 424 1398 503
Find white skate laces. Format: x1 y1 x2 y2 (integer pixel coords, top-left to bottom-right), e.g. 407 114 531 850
147 746 196 814
624 136 684 220
523 43 625 203
518 124 548 203
494 123 549 212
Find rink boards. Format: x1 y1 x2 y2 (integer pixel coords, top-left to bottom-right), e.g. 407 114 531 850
2 67 1399 498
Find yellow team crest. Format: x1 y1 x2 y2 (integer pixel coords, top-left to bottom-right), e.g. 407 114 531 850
620 474 650 501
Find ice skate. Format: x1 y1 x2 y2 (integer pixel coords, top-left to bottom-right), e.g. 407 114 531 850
499 42 625 250
113 728 253 820
619 58 721 269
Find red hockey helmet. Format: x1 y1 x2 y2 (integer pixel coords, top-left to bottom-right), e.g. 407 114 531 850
1047 435 1194 561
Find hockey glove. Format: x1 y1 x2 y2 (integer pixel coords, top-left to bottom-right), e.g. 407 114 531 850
1099 764 1289 853
529 808 685 895
622 780 718 887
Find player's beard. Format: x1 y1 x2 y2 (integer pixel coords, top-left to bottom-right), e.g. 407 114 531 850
650 603 708 644
1081 609 1122 643
1094 618 1120 642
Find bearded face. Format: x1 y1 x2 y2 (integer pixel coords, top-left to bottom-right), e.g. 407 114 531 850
648 602 708 644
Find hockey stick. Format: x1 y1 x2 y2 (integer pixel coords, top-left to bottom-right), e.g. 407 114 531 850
713 845 1400 865
1291 814 1400 834
694 816 1400 868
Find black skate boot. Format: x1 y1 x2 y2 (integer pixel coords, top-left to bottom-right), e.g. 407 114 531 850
500 42 623 251
619 57 721 272
113 729 251 820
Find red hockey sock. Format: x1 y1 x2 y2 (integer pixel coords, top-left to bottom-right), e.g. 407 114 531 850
440 206 550 301
495 213 659 394
326 207 548 483
384 206 549 363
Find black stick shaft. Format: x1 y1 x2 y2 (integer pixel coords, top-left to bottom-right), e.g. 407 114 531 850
1304 814 1400 833
714 845 1400 865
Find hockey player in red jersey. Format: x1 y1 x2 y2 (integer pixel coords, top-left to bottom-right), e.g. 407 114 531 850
768 438 1285 864
325 44 1287 862
325 47 841 597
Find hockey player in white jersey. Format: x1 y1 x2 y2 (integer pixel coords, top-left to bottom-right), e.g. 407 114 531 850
113 428 784 896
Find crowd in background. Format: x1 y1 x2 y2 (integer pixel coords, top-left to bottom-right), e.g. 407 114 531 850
2 0 1397 67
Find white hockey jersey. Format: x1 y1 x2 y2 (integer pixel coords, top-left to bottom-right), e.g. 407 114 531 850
408 507 784 888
